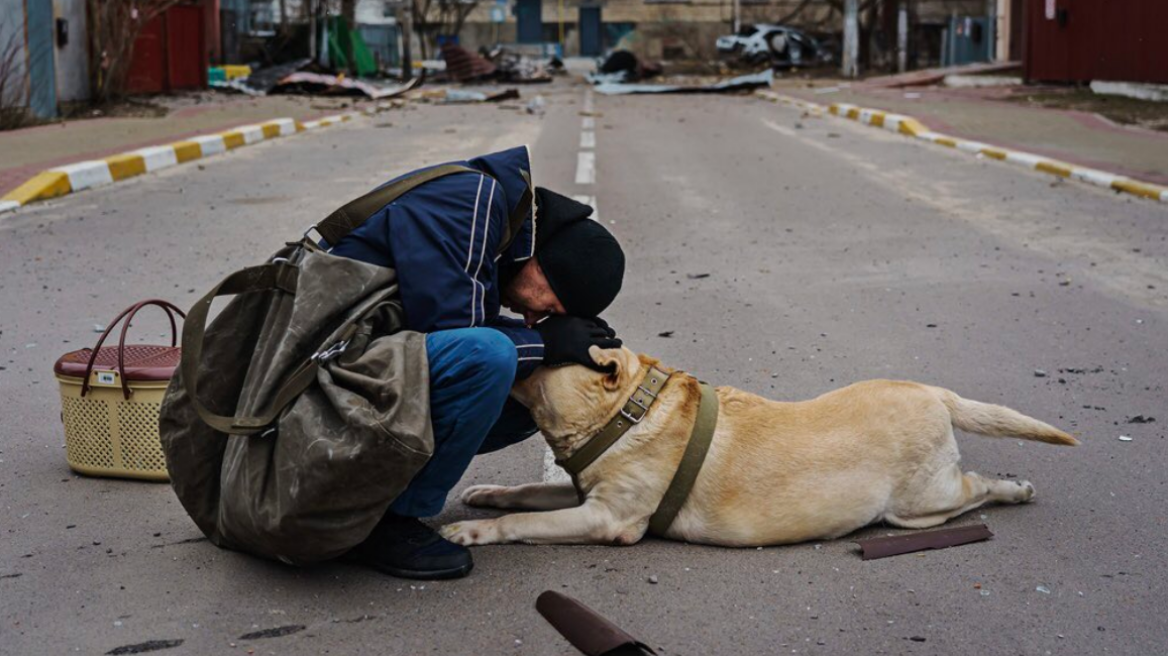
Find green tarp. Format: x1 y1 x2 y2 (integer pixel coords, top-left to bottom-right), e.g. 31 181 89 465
326 16 377 77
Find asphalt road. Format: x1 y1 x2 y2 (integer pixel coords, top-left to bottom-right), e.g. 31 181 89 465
2 78 1166 655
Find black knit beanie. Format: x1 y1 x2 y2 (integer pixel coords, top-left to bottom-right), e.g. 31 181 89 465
534 187 625 317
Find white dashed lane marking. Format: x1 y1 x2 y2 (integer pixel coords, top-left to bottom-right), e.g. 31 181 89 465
575 151 596 185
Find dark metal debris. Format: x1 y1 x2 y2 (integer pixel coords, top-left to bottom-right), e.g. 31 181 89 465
238 624 306 640
593 69 773 96
441 44 497 82
658 331 675 338
536 591 656 655
105 640 184 655
687 273 711 279
1127 415 1156 424
855 524 993 560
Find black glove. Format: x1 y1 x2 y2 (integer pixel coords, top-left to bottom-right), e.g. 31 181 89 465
536 316 622 372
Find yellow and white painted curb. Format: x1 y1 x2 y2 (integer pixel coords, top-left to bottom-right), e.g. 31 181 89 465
0 113 358 214
756 90 1168 204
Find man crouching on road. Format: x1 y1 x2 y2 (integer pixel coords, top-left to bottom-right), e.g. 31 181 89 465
326 146 626 580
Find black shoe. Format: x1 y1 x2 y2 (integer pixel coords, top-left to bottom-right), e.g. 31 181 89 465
345 512 473 580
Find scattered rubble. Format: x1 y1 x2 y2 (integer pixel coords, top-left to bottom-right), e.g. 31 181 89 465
593 69 774 96
588 50 664 85
441 45 555 84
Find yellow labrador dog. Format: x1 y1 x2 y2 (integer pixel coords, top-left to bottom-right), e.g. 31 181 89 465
441 347 1078 548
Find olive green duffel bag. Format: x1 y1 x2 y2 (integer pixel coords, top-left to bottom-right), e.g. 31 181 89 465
159 165 480 565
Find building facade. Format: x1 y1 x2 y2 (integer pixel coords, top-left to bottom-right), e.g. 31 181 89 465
1 0 91 119
456 0 992 65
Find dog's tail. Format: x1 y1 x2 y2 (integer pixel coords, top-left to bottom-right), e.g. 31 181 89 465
932 387 1080 446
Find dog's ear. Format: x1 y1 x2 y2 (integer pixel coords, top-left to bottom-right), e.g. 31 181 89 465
588 346 625 391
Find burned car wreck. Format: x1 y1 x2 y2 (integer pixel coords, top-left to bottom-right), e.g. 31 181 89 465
716 24 835 68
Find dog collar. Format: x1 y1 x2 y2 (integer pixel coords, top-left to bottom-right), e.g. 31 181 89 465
556 364 672 477
554 363 721 536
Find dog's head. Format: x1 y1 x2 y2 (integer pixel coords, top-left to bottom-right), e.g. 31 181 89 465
512 346 645 446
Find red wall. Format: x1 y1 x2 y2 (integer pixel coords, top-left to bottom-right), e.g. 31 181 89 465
1025 0 1168 84
126 2 211 94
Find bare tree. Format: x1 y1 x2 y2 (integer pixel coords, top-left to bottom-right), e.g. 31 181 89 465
410 0 481 59
0 19 31 130
88 0 184 103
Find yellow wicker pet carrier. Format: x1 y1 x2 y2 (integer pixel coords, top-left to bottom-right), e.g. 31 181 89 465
54 300 184 481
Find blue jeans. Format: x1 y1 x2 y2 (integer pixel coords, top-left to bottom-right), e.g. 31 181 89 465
390 328 539 517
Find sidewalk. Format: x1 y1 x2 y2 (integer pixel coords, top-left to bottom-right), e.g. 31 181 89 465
0 94 349 197
774 79 1168 186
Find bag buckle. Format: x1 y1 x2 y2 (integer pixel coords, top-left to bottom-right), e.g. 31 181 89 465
304 225 330 251
312 339 349 363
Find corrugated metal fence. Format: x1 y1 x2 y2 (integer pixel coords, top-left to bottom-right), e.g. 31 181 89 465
1026 0 1168 84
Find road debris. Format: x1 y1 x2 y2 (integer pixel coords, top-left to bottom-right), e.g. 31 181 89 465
442 45 555 84
210 58 311 95
1118 435 1133 442
439 45 498 82
593 70 774 96
854 524 993 560
658 331 675 338
1036 585 1052 594
588 50 663 85
1034 369 1048 377
648 575 659 584
104 639 184 655
275 72 418 100
536 591 657 655
1127 415 1155 424
438 88 521 104
237 625 306 640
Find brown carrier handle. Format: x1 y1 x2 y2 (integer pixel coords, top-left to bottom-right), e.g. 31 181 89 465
82 299 186 400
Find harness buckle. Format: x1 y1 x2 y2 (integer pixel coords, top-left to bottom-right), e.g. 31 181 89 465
620 402 647 424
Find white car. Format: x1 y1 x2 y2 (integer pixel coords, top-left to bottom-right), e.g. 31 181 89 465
715 24 833 68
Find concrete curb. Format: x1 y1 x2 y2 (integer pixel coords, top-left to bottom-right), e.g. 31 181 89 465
0 113 358 214
756 90 1168 204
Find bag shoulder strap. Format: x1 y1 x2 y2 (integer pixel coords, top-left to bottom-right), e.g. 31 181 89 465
315 163 535 258
315 164 478 248
180 261 315 435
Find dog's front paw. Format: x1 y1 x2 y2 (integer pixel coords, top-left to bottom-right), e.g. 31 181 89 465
1017 480 1036 503
440 519 500 546
460 484 509 508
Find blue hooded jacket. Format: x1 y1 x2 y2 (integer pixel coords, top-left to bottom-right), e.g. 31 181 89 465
327 146 545 378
